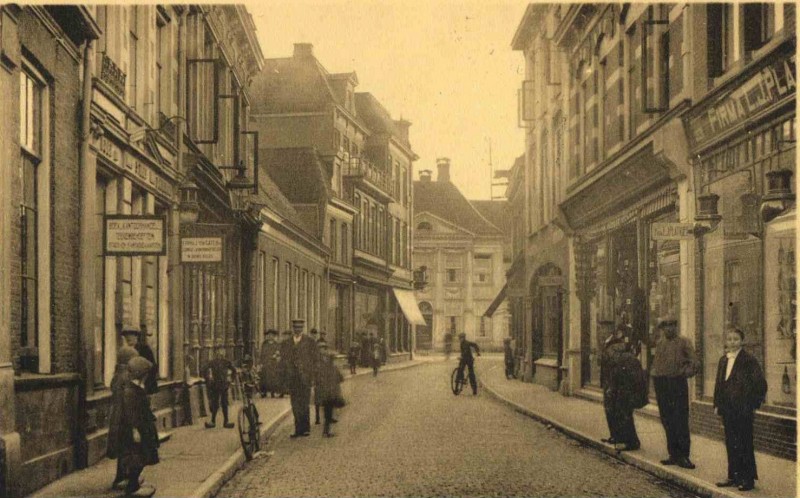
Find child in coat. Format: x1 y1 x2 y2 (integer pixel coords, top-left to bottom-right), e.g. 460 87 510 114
315 342 344 437
347 341 360 375
120 356 160 497
107 346 140 491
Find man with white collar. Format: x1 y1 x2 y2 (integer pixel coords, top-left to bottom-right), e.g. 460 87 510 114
280 319 319 438
713 328 767 492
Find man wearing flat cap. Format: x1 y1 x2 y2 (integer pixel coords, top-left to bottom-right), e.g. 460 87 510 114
651 318 699 470
121 328 158 395
280 319 319 438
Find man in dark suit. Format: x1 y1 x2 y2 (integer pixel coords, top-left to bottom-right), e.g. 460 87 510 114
714 328 767 492
280 319 319 438
457 333 481 395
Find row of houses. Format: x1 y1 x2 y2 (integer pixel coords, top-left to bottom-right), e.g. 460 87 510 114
0 6 423 496
507 3 796 461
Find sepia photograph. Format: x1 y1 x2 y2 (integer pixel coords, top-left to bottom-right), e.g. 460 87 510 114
0 1 796 497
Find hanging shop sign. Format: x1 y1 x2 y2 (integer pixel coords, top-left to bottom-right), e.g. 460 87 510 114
686 49 796 149
181 237 223 263
104 215 167 256
651 222 695 240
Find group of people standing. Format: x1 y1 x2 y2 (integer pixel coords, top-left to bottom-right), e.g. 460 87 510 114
600 319 767 492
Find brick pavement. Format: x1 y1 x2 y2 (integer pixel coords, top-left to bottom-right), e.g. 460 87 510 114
478 357 797 498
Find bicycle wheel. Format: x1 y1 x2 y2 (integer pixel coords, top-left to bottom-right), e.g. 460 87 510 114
238 406 257 460
450 368 463 395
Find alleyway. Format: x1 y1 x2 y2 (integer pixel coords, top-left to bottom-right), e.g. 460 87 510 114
219 360 698 497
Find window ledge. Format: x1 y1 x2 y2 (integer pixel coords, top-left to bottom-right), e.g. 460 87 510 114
14 372 80 392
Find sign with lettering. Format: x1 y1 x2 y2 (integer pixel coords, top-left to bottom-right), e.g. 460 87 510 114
181 237 223 263
651 222 695 240
686 50 796 149
125 155 174 199
94 135 122 166
104 215 167 256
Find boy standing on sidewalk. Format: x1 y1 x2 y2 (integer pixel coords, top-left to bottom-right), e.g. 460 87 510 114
315 341 345 437
713 328 767 492
204 350 236 429
120 356 160 497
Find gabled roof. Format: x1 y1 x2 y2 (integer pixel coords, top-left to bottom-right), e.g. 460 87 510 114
470 200 512 237
260 148 329 204
354 93 414 152
250 55 338 114
257 167 300 221
413 180 502 236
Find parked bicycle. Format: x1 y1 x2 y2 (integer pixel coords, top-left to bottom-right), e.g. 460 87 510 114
234 368 261 460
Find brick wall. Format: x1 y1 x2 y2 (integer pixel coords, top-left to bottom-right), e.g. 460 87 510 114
691 401 797 461
9 9 82 374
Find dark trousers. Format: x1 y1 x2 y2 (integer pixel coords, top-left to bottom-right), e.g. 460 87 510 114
125 465 143 494
613 405 640 448
208 385 230 423
315 403 320 423
348 360 357 374
458 358 477 394
113 458 126 483
603 392 615 438
654 376 691 459
504 360 515 379
722 411 757 483
289 383 311 435
322 403 335 434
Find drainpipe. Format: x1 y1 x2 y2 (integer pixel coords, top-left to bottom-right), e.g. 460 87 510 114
76 36 96 470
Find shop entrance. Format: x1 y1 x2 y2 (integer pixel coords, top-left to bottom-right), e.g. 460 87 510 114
416 302 433 350
531 264 564 383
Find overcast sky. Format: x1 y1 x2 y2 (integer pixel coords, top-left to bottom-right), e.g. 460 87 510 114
247 0 527 201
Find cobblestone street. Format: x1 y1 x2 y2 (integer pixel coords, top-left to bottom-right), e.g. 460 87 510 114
219 361 699 497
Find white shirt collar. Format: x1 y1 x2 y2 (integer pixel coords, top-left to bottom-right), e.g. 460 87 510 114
726 348 742 360
293 334 303 344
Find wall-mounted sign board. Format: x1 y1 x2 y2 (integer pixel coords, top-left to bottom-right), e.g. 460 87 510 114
104 215 167 256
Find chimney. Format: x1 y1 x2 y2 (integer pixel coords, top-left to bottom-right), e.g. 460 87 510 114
436 157 451 183
394 119 411 143
419 169 432 182
293 43 314 58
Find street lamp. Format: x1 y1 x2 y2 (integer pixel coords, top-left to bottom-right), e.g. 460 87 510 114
178 177 200 225
413 266 428 290
761 169 794 223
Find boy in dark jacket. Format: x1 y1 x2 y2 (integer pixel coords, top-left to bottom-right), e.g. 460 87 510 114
204 350 236 429
503 338 515 379
120 356 160 497
107 346 140 491
714 328 767 492
315 342 344 437
347 340 360 375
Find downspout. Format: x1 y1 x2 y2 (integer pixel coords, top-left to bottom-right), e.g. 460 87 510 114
172 7 187 385
76 36 96 470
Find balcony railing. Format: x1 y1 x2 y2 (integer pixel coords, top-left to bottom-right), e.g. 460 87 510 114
343 157 394 197
100 52 126 98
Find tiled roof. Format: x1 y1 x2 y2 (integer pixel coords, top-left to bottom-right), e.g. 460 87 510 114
257 168 299 221
470 200 512 237
249 56 337 114
413 180 502 236
260 148 329 204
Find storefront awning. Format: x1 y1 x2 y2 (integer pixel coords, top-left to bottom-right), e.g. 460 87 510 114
392 288 427 326
483 284 507 317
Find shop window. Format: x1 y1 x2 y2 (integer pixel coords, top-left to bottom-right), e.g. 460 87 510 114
707 4 734 77
743 3 775 54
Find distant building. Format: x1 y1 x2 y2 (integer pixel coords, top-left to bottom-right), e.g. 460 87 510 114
413 159 510 351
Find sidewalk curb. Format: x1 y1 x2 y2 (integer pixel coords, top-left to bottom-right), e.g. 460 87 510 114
479 373 747 498
190 359 434 498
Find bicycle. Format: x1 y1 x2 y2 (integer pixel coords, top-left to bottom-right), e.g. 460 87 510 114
450 356 479 395
235 369 261 460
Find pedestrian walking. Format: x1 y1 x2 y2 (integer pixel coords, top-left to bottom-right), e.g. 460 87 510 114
371 337 382 377
457 333 481 395
608 341 646 452
379 336 388 365
503 337 515 379
713 328 767 492
280 319 319 438
121 328 158 395
107 346 140 491
315 341 344 437
652 318 699 469
203 350 236 429
314 336 328 425
348 340 360 375
119 356 160 497
600 325 626 445
259 329 282 398
360 332 371 367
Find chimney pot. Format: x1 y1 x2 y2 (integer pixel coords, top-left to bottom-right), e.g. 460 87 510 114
293 43 314 58
419 169 432 182
436 157 451 183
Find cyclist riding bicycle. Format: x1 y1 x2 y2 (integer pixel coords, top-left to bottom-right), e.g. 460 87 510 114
456 332 481 395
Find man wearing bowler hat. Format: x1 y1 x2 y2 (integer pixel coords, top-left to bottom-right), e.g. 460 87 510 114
652 318 699 469
280 319 319 438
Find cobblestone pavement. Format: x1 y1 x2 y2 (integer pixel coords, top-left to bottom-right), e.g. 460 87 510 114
219 361 700 497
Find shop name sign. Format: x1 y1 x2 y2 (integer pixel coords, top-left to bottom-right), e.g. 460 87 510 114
687 52 796 147
104 215 166 256
125 156 173 198
181 237 223 263
651 222 695 240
